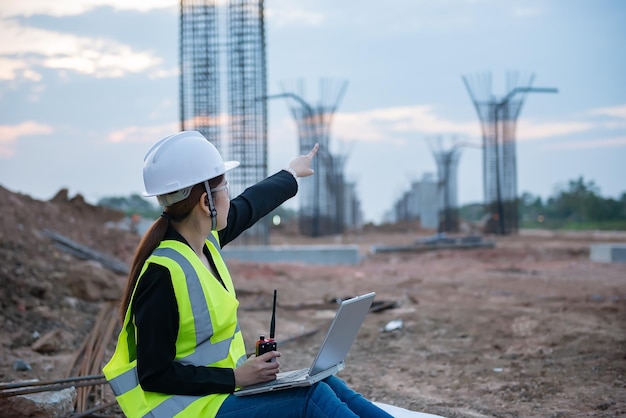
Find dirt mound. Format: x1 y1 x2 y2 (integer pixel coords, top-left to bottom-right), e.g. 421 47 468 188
0 186 136 381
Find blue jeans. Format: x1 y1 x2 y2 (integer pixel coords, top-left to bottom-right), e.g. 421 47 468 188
216 376 394 418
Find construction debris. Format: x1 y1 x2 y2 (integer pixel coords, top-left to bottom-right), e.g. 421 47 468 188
370 233 495 253
383 319 404 332
41 229 130 275
0 385 76 418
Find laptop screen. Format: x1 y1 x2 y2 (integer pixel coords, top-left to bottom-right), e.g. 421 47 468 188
309 292 376 376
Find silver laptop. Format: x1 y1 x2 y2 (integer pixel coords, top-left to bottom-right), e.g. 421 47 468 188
234 292 376 396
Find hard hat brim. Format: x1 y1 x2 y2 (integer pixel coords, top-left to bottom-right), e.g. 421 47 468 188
224 160 240 172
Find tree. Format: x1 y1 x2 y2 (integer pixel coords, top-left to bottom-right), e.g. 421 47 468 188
549 177 601 222
519 192 543 222
517 177 626 228
98 194 159 218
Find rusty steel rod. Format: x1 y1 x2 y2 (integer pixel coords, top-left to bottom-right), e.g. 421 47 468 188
0 376 107 398
0 374 105 390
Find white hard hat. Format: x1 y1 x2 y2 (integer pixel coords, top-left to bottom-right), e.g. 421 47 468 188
142 131 239 206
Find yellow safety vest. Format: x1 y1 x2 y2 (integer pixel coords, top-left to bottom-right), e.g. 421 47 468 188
103 232 247 418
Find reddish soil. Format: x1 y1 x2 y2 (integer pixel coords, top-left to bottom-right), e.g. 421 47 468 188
1 185 625 417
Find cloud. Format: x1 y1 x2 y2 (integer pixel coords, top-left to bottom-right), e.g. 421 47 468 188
0 121 53 157
0 0 175 18
265 4 325 27
106 122 179 144
0 57 41 82
590 104 626 119
513 7 542 18
543 136 626 151
516 119 593 141
517 105 626 142
332 105 479 144
328 104 610 150
0 19 167 80
601 121 626 130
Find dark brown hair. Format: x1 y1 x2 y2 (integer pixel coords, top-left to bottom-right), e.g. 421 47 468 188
118 175 224 322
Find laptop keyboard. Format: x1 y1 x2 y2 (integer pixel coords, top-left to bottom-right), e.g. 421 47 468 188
271 368 308 385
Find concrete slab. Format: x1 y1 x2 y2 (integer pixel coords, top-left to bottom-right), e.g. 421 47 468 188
374 402 447 418
222 245 361 265
590 243 626 264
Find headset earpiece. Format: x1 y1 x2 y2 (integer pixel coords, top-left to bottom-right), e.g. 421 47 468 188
205 195 216 217
203 182 218 230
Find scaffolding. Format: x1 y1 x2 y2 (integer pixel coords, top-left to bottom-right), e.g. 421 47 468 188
280 79 349 236
179 0 268 244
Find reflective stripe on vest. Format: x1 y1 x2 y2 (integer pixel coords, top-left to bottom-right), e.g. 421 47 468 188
107 367 138 398
144 395 203 418
206 233 221 257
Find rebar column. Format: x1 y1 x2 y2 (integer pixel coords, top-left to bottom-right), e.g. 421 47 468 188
179 0 221 146
463 72 556 235
431 137 461 233
281 79 348 236
180 0 269 244
227 0 268 244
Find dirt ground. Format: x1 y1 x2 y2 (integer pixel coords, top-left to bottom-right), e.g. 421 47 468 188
1 185 625 417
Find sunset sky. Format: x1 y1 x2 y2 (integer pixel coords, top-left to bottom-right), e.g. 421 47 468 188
1 0 624 222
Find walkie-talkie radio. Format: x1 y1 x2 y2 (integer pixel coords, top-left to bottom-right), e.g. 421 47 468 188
255 289 278 362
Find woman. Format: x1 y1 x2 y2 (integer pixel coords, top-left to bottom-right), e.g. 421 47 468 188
103 131 393 418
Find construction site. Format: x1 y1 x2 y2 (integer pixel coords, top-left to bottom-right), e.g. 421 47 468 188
1 0 625 417
1 184 626 417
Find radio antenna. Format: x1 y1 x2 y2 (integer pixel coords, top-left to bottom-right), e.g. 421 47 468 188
269 289 277 339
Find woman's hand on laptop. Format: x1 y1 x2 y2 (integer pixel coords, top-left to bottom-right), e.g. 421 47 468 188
234 351 281 387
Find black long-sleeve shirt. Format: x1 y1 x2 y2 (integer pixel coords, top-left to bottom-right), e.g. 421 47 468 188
133 170 297 395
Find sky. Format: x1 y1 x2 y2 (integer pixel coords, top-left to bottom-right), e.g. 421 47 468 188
0 0 625 223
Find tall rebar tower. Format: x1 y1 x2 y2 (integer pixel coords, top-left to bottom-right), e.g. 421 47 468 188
430 136 462 233
180 1 221 146
226 0 268 244
463 71 553 235
180 0 268 244
281 79 348 236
